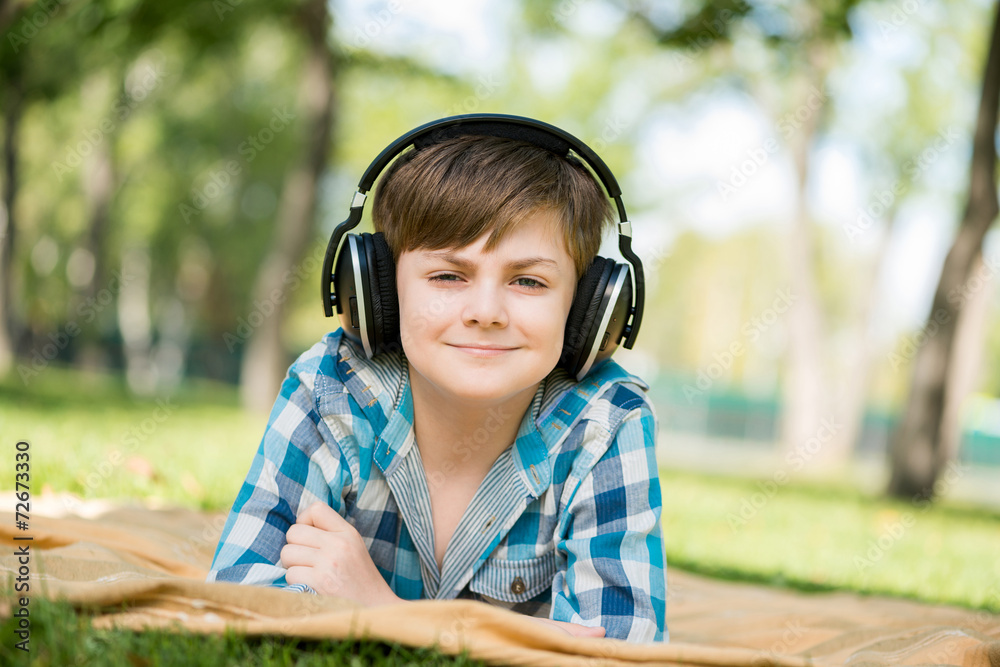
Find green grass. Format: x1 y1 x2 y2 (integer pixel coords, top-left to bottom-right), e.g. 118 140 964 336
0 364 265 511
2 364 1000 662
0 595 486 666
658 469 1000 612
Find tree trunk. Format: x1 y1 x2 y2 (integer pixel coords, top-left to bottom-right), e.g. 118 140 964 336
77 137 122 377
833 211 899 464
780 65 833 469
887 0 1000 500
239 0 337 412
81 126 116 305
118 244 154 393
0 78 22 376
939 252 993 469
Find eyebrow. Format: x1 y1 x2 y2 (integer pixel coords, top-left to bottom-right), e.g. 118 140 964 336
425 251 563 272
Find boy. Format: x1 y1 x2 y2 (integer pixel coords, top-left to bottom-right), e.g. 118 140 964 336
208 121 667 642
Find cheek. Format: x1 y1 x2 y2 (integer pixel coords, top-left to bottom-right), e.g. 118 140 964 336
523 296 572 341
395 283 426 348
397 285 459 345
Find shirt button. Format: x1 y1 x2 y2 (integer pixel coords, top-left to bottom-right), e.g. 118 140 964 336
510 577 526 595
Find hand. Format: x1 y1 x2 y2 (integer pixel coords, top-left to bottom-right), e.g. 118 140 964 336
529 617 607 638
281 501 402 607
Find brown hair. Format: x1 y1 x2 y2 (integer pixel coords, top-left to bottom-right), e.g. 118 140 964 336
371 135 613 278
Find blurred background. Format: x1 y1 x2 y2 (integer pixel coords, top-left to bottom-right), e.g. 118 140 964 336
2 0 1000 514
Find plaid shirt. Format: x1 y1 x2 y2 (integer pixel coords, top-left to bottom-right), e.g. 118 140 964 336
208 329 667 642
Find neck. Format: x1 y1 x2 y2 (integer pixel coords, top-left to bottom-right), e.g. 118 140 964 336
408 365 538 479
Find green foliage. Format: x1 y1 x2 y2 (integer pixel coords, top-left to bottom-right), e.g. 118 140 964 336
5 0 1000 444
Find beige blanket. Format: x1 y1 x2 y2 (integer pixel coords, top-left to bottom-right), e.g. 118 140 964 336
0 501 997 666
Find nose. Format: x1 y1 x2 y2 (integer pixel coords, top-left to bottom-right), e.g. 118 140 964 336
461 281 508 328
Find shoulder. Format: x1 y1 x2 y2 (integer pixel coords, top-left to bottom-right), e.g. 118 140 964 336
541 358 656 472
545 360 660 516
284 329 381 399
283 329 344 391
285 329 407 442
549 357 654 434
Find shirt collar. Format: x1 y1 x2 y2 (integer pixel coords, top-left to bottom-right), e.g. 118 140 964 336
334 331 641 489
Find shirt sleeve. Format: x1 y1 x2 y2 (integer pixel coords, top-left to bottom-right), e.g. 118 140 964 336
551 400 668 642
206 348 353 590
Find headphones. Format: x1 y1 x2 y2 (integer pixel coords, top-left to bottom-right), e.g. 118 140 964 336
321 113 645 381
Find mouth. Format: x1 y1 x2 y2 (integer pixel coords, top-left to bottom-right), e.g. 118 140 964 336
448 344 518 358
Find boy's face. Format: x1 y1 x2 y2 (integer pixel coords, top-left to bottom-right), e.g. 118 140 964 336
396 209 577 408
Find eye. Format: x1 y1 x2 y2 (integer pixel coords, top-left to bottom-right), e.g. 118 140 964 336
429 273 462 284
513 277 546 290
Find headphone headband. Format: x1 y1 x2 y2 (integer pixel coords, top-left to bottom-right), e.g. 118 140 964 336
358 114 623 199
322 113 644 348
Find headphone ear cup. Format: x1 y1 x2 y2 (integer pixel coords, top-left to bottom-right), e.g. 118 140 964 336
562 257 615 377
370 232 399 354
562 257 632 380
589 263 632 375
360 234 380 355
334 233 372 355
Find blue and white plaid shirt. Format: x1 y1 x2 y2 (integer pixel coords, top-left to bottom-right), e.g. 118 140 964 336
208 329 667 642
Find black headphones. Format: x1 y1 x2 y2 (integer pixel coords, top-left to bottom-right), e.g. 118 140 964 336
321 113 645 381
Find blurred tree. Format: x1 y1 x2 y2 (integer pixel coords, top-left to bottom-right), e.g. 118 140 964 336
888 0 1000 500
631 0 863 469
238 0 337 412
0 59 19 377
824 3 983 473
0 0 89 376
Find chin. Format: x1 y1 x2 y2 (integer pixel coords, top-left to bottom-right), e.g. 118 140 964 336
429 365 547 404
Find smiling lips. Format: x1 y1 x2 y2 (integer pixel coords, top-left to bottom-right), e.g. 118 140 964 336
448 344 518 358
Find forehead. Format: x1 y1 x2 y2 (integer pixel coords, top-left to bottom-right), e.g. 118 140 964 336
413 210 573 263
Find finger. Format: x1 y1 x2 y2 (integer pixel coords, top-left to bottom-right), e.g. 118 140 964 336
298 502 354 533
279 543 319 568
284 564 314 589
561 623 605 638
537 618 607 638
286 523 329 548
528 617 570 635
